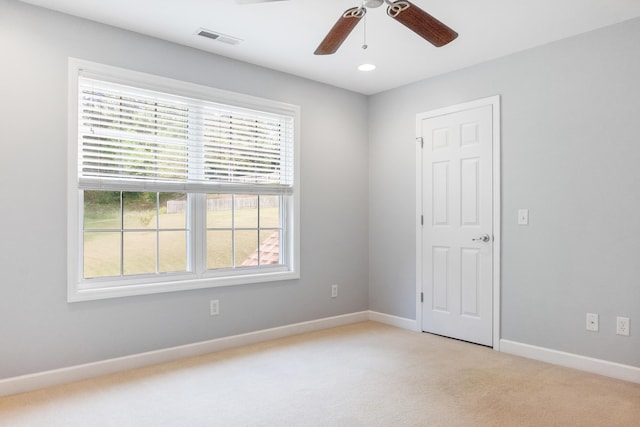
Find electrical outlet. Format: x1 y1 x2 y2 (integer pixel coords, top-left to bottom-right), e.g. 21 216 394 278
586 313 599 332
331 284 338 298
210 299 220 316
616 317 630 336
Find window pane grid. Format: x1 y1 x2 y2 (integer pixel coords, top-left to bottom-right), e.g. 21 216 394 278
82 191 189 280
205 194 283 270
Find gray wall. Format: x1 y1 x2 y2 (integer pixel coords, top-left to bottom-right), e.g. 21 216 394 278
369 18 640 366
0 0 369 379
1 0 639 380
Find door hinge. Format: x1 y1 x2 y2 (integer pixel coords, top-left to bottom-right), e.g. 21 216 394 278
420 292 424 303
417 137 424 148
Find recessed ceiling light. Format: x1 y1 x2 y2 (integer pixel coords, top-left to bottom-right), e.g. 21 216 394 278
358 63 376 72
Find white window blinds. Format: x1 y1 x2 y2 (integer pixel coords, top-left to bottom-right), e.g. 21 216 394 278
77 76 294 194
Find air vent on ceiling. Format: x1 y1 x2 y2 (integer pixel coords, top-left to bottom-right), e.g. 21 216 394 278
195 28 243 45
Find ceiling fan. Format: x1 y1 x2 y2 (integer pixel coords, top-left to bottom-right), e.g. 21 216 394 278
315 0 457 55
236 0 457 55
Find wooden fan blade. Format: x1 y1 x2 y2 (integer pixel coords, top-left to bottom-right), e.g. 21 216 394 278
387 1 457 47
314 7 366 55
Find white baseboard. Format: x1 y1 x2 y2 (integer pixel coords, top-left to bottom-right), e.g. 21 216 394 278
500 339 640 384
368 311 418 331
0 311 370 397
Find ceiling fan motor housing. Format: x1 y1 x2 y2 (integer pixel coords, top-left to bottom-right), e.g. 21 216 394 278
364 0 385 8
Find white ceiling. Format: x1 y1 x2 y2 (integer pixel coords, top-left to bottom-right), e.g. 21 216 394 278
19 0 640 94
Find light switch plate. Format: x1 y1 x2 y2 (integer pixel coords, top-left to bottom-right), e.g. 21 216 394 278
518 209 529 225
586 313 599 332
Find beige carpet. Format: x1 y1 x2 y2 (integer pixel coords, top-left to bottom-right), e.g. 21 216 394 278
1 321 639 426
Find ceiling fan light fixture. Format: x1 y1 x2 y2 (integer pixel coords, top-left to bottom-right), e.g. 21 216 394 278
358 63 376 72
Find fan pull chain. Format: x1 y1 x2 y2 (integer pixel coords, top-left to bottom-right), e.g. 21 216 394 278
362 13 368 49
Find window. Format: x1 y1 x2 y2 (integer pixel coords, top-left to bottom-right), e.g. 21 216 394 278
68 59 300 301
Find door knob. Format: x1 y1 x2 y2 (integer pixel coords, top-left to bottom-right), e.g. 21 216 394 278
472 234 491 243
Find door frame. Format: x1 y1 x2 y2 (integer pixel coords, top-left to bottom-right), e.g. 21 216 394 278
415 95 501 350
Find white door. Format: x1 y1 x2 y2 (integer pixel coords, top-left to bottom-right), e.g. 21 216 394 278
418 99 497 347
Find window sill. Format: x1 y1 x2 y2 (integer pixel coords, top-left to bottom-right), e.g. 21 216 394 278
68 269 300 302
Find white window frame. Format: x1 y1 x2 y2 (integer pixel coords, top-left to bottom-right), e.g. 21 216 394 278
67 58 300 302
